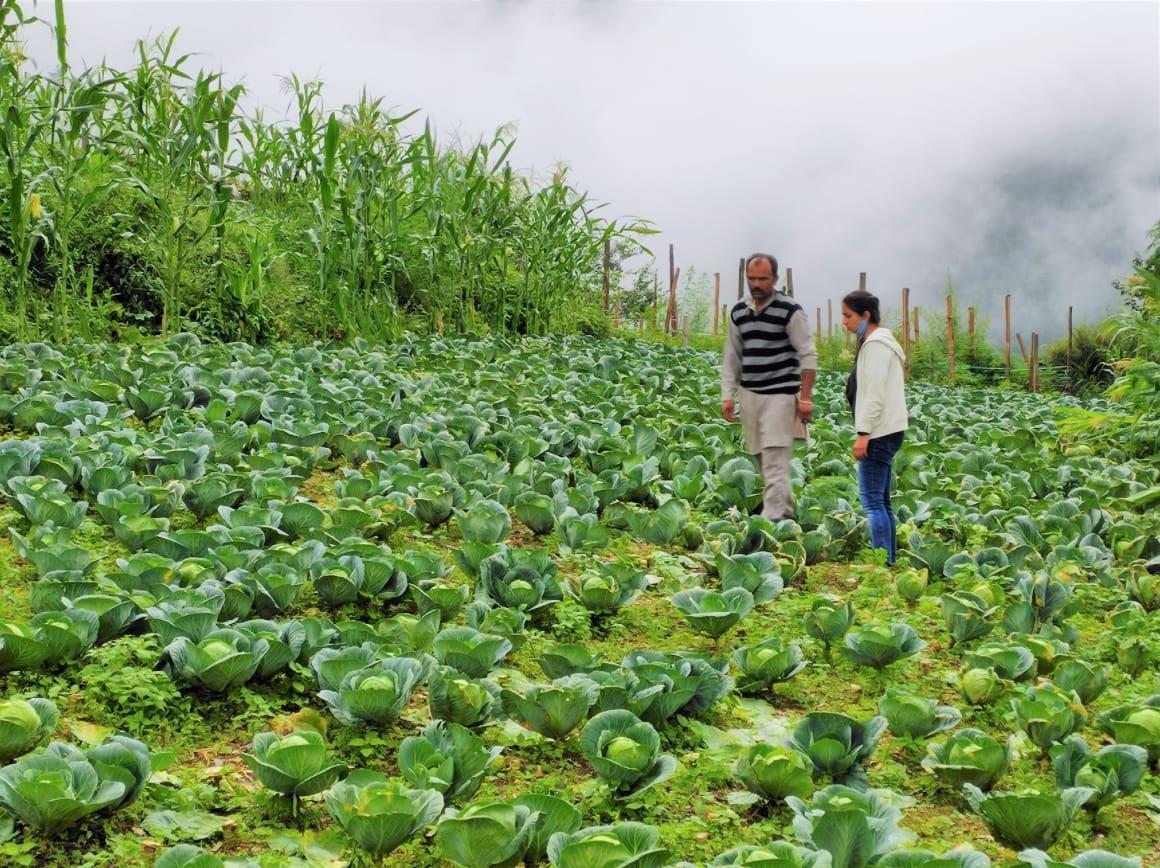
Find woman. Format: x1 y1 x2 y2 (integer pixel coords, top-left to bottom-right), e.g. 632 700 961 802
841 290 909 565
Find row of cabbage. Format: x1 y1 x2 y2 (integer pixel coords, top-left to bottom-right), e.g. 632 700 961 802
0 334 1156 865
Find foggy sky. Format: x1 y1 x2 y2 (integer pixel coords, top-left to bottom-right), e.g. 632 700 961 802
21 1 1160 341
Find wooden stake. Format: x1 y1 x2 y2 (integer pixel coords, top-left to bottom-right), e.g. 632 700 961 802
1030 332 1039 392
858 271 867 292
737 257 745 301
1016 332 1028 363
721 305 727 334
602 238 611 314
1067 306 1073 368
913 307 920 345
786 267 794 298
946 294 955 380
816 306 822 340
666 266 681 335
968 306 976 353
1004 293 1012 377
827 299 833 339
901 287 910 380
668 243 675 297
712 272 720 335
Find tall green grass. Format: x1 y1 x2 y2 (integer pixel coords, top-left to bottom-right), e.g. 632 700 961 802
0 1 651 343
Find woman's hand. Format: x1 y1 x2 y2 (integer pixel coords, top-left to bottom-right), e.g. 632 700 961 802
853 434 870 461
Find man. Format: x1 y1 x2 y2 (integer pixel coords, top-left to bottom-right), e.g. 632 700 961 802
720 253 817 520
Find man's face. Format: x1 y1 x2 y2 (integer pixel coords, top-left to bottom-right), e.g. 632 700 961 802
747 259 776 301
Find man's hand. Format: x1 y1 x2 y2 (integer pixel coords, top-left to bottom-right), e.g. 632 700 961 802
722 399 736 422
853 434 870 461
796 398 813 423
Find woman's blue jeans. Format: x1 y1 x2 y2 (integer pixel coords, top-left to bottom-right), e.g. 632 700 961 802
858 431 904 565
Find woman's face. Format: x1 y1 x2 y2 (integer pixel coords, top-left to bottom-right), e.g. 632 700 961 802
841 304 868 334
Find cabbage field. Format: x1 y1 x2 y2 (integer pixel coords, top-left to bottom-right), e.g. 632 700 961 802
0 333 1157 868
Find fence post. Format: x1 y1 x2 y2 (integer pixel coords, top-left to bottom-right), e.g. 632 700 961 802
1030 332 1039 392
946 294 955 380
667 266 681 335
1067 304 1076 366
602 239 611 314
668 243 675 295
737 257 745 301
712 272 720 334
1004 293 1012 378
901 287 910 380
786 267 794 298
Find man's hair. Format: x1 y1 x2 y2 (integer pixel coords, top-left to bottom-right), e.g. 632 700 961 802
745 252 779 279
842 289 881 324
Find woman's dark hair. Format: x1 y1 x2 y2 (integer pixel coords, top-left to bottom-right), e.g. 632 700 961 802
842 290 880 324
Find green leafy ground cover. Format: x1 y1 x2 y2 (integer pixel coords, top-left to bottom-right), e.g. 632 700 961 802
0 334 1157 867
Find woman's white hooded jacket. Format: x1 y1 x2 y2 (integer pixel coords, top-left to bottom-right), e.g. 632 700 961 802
854 328 909 439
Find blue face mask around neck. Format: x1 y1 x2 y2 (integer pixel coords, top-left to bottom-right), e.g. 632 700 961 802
856 319 869 338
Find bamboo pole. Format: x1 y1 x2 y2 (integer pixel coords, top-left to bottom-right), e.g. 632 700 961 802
1067 305 1073 372
1030 332 1039 392
602 239 611 314
666 266 681 335
737 257 745 301
946 294 955 380
786 267 794 298
901 287 910 380
1016 332 1029 363
668 243 675 296
1004 293 1012 377
712 272 720 334
667 243 675 334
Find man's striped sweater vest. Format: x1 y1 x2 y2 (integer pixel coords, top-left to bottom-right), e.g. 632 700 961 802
729 296 803 394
